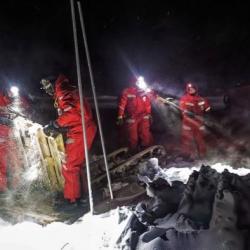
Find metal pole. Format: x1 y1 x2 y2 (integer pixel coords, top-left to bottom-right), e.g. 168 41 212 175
77 1 114 200
69 0 94 213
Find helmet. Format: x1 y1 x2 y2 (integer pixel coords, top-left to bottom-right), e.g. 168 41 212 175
40 78 54 96
186 82 197 95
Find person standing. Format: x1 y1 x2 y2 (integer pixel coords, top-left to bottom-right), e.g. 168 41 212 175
41 74 97 207
179 82 211 159
117 76 164 152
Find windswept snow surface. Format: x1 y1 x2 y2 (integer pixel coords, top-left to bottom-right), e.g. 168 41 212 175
1 162 250 250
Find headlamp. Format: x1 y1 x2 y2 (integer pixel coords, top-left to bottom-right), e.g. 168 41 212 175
136 76 151 92
10 86 19 97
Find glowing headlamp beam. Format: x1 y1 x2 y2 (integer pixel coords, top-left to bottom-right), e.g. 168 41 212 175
10 86 19 97
136 76 151 92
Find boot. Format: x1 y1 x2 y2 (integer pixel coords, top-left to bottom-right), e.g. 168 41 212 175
54 199 80 213
77 197 89 207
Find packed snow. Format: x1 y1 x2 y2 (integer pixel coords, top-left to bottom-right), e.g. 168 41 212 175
0 207 132 250
1 161 250 250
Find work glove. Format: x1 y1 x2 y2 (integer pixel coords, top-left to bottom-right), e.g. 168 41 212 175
43 121 60 137
186 111 195 119
116 116 124 126
148 114 153 125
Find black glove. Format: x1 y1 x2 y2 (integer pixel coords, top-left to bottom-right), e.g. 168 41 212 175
186 111 195 119
43 121 60 137
116 116 124 126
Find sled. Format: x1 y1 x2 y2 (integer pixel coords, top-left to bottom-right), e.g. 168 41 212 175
92 145 166 185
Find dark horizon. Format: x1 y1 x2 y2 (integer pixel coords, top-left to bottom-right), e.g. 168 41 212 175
1 0 250 96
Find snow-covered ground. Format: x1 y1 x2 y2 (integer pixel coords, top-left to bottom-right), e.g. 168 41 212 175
163 162 250 184
0 207 132 250
1 162 250 250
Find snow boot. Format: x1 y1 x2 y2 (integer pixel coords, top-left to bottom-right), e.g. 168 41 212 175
77 197 89 207
54 200 82 214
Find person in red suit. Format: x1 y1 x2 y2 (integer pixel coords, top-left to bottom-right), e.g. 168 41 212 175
0 91 13 192
0 86 33 191
6 87 30 189
179 82 211 159
41 74 96 207
117 76 163 151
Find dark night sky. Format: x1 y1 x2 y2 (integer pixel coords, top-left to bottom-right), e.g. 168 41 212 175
1 0 250 96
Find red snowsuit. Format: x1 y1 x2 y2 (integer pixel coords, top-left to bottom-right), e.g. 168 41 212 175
9 95 31 187
179 87 211 158
0 92 12 191
118 87 155 150
54 75 97 202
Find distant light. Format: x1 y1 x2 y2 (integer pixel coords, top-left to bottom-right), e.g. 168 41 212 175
10 86 19 97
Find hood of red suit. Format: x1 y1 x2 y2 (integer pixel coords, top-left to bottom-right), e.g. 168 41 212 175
55 74 69 87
